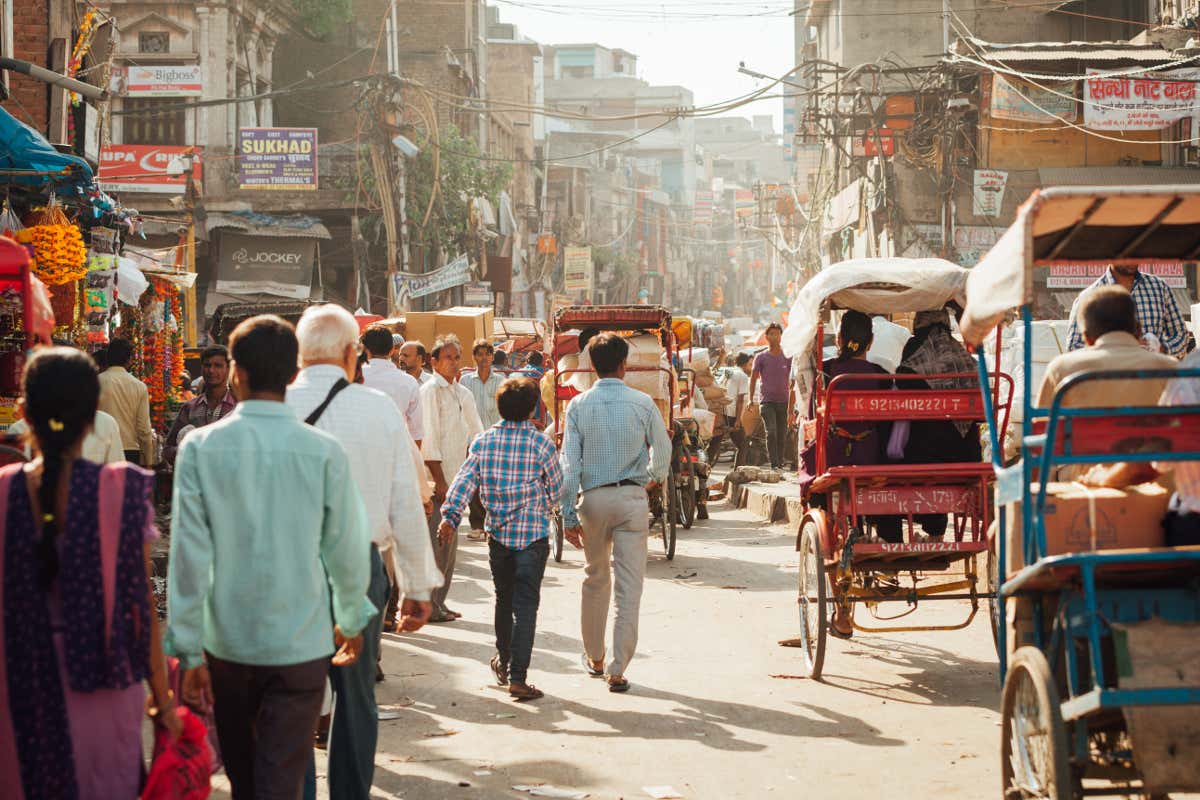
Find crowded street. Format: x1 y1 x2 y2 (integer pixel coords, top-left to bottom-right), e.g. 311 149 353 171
3 1 1200 799
294 503 1001 800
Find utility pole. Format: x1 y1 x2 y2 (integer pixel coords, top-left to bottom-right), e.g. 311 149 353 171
942 0 951 54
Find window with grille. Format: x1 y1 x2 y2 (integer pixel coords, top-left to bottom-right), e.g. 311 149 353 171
121 98 186 145
138 31 169 54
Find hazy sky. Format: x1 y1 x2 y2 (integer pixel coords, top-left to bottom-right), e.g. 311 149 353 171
491 0 797 127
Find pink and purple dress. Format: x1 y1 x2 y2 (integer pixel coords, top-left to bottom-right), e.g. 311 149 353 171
0 460 157 800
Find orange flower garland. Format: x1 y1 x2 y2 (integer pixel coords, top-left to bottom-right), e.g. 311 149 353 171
138 279 185 434
20 206 87 286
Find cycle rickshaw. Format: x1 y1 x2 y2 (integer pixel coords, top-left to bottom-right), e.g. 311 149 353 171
782 259 1013 679
550 305 682 560
961 185 1200 799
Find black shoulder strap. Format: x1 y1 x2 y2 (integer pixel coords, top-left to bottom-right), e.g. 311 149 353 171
305 378 351 426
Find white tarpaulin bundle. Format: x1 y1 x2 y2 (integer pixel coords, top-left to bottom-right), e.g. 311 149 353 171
780 257 969 358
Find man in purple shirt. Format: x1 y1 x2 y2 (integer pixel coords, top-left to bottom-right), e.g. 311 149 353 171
749 323 794 469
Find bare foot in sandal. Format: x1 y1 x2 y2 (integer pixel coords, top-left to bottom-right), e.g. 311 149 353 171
606 675 630 693
509 683 544 702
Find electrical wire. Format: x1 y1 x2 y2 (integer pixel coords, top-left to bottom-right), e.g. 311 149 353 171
952 16 1200 144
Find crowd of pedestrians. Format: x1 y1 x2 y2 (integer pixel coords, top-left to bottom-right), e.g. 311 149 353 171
0 311 676 800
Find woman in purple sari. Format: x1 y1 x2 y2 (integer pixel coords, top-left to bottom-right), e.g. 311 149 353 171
0 347 180 799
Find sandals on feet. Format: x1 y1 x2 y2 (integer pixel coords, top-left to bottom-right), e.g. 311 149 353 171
490 654 509 686
581 653 604 677
509 683 544 702
606 675 630 693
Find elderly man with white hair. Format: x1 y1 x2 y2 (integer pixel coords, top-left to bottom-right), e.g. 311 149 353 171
286 304 442 800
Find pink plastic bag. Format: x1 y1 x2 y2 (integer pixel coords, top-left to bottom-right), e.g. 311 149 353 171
141 706 212 800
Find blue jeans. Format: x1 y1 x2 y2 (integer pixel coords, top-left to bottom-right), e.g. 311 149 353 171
304 546 390 800
489 537 549 685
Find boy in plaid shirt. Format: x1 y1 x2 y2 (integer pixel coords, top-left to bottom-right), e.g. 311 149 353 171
439 376 563 701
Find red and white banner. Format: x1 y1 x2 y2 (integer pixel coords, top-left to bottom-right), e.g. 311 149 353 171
1084 68 1200 131
98 145 202 194
1046 262 1187 289
116 65 203 97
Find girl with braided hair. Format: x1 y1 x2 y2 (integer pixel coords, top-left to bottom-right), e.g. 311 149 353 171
0 347 179 798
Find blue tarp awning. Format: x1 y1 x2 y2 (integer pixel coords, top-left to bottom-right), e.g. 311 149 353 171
0 106 93 191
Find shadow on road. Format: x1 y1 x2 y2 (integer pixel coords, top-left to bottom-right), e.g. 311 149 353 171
810 636 999 711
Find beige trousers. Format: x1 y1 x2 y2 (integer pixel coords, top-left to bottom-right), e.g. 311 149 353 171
578 485 649 677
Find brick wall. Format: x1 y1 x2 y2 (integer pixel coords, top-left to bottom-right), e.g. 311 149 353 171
397 0 479 137
7 0 49 133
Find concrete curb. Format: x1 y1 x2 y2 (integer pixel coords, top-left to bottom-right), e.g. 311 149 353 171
726 480 804 527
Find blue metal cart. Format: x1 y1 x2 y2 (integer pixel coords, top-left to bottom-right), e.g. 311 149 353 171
962 185 1200 799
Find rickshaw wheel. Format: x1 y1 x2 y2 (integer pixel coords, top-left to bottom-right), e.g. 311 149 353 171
797 520 828 680
987 531 1001 656
1002 647 1074 800
552 508 564 563
676 449 696 530
662 472 677 560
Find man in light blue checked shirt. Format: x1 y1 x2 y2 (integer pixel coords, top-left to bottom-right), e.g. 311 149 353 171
560 332 671 693
1066 264 1188 358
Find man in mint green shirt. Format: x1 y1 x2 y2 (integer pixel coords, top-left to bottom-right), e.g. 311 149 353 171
165 315 374 800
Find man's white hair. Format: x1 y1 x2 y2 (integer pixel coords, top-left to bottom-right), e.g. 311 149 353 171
297 304 359 362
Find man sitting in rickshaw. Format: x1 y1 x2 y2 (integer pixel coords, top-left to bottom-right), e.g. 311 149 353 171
892 307 982 542
1037 286 1177 481
801 310 902 545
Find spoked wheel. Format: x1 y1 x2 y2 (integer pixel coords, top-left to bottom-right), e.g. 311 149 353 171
987 531 1001 656
797 520 829 680
676 450 696 530
552 508 564 563
661 472 677 560
1002 647 1075 800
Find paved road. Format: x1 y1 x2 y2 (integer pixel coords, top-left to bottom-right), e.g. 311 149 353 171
217 501 1002 799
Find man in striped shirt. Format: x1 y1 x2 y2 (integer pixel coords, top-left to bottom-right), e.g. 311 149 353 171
439 376 562 701
1066 265 1187 358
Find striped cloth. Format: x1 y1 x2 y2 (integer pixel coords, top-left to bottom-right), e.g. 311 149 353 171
1066 269 1187 357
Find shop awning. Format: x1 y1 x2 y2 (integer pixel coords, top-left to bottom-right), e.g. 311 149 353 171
0 107 94 191
203 211 331 240
951 37 1194 66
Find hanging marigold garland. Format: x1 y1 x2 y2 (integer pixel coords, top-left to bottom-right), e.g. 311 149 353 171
131 279 184 434
16 205 88 286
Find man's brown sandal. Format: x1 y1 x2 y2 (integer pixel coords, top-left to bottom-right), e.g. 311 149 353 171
490 654 509 686
607 675 630 693
581 654 604 677
509 683 544 701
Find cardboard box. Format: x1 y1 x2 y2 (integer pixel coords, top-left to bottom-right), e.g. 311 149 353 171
402 312 437 349
435 306 494 349
1004 482 1169 576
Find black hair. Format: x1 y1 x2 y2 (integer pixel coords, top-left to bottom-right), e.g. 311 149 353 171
431 335 462 360
1079 285 1138 340
589 333 629 375
22 347 100 589
107 337 134 367
497 376 539 421
527 351 544 367
837 311 873 361
765 322 783 335
493 350 508 366
735 352 751 367
472 338 494 355
578 326 600 353
362 325 395 358
200 344 229 364
229 315 299 395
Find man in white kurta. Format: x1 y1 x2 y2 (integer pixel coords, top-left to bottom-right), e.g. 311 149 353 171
420 335 484 622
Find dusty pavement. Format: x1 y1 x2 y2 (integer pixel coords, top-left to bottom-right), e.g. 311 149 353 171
214 500 1002 799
